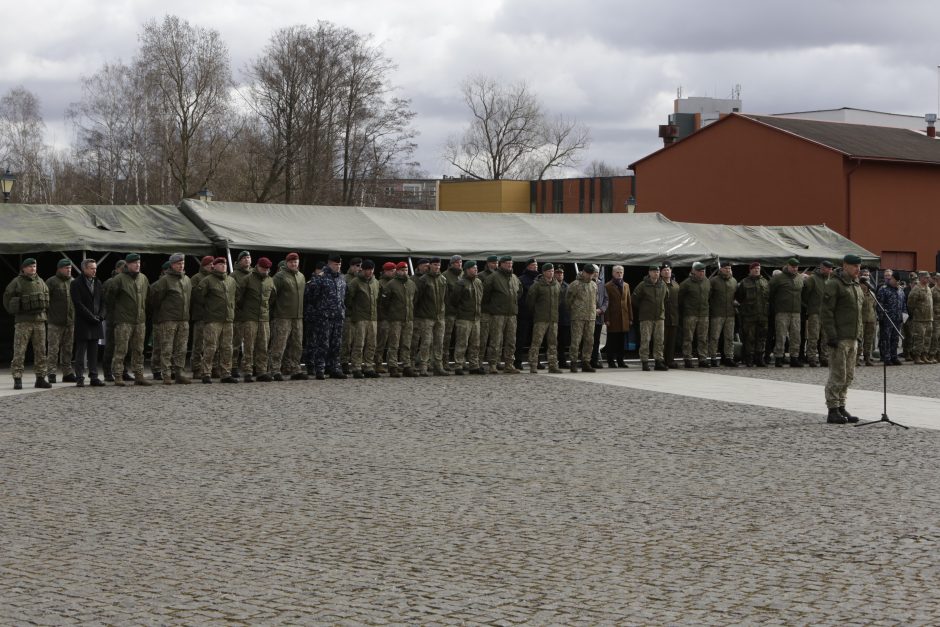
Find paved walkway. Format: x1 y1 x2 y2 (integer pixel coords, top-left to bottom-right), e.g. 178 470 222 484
557 368 940 431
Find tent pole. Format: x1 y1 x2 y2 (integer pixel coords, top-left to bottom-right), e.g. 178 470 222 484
408 256 414 275
0 256 18 273
97 252 111 266
225 246 233 274
58 251 80 271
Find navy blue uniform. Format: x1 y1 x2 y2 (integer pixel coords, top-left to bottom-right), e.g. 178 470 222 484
304 266 347 373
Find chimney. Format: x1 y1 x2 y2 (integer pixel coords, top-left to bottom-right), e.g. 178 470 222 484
927 113 937 138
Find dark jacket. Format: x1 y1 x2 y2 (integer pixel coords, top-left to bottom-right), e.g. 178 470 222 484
150 271 192 322
709 273 737 318
517 269 540 321
482 269 521 316
70 275 105 340
381 275 416 322
557 280 571 326
236 269 276 322
272 268 306 319
633 276 666 322
346 274 380 322
679 275 710 318
526 275 560 323
663 279 680 326
802 270 830 316
451 274 484 321
414 270 448 320
735 275 769 321
197 270 237 323
189 266 212 322
821 270 862 341
3 273 49 323
443 266 463 317
46 273 75 326
106 271 149 325
769 269 804 314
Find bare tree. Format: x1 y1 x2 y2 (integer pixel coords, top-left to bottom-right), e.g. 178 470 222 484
0 87 48 202
585 159 630 177
138 15 235 199
445 76 590 180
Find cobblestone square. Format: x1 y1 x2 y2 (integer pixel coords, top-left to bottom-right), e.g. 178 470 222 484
2 374 940 624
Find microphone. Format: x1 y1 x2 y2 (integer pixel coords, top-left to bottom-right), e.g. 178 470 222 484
859 276 870 286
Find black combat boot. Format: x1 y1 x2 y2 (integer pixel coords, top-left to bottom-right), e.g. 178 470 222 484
684 359 694 368
710 357 720 368
13 378 22 390
789 357 804 368
242 374 254 383
838 407 859 423
290 372 309 381
775 357 784 368
756 354 768 367
617 359 629 368
62 374 77 383
272 373 284 381
315 371 326 380
654 360 669 371
221 376 238 383
48 374 56 384
256 373 273 382
364 370 380 378
581 363 596 373
698 359 711 368
607 359 617 369
641 361 650 372
202 376 212 384
35 376 52 389
402 367 418 378
329 370 348 379
353 370 365 379
827 408 847 424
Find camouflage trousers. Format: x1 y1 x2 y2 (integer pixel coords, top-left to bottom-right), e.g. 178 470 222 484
269 318 303 376
306 317 343 374
479 313 492 364
825 339 858 409
351 320 377 373
911 320 932 358
528 321 558 369
931 320 940 357
232 317 246 373
46 322 74 376
740 319 768 361
112 322 146 377
156 320 189 376
375 320 390 367
707 315 734 359
11 321 47 379
682 315 709 360
569 319 594 364
443 316 457 367
638 319 665 362
340 318 353 367
191 320 205 376
902 318 913 357
237 320 270 376
202 321 233 377
385 320 413 370
774 312 801 359
487 314 517 368
454 319 481 370
805 313 829 362
861 321 877 360
414 317 445 372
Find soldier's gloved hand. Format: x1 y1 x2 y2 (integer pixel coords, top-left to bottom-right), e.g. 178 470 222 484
827 339 838 348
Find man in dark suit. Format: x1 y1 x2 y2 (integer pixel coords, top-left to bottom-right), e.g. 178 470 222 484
70 258 106 387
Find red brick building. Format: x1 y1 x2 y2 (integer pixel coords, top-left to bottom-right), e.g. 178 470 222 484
530 176 635 213
630 113 940 271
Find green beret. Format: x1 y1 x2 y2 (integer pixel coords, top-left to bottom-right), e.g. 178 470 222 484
692 262 706 271
541 262 554 272
498 255 513 263
161 261 171 270
844 254 862 265
583 263 598 273
648 264 660 271
125 253 141 263
20 257 36 268
486 255 499 263
237 250 251 260
786 257 800 266
57 259 71 269
463 260 477 270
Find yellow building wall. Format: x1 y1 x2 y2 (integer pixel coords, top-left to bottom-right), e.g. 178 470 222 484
438 180 531 213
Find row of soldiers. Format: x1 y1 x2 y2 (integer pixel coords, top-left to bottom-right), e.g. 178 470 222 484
5 251 936 389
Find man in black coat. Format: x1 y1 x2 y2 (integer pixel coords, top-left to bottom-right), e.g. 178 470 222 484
70 258 106 387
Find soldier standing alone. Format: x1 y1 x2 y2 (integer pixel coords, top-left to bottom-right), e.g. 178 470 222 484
821 255 864 424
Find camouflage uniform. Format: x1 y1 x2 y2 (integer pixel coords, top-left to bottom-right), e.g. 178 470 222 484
107 270 149 378
374 273 394 371
679 274 710 363
860 282 877 364
45 272 75 378
450 272 484 372
304 265 346 375
478 264 497 365
231 263 253 374
735 273 770 366
270 266 306 376
346 273 380 374
102 268 129 379
802 269 830 365
236 268 276 377
929 281 940 362
442 265 463 369
414 269 448 374
198 269 237 377
3 272 49 380
340 268 359 370
633 275 667 363
150 269 192 381
769 268 804 361
822 270 862 410
189 265 212 377
526 274 561 371
907 279 934 363
566 276 598 366
380 273 416 373
483 268 521 372
708 271 737 360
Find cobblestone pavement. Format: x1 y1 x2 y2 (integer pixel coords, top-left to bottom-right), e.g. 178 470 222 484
2 376 940 625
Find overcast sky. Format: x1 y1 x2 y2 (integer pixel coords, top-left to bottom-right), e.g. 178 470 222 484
3 0 939 178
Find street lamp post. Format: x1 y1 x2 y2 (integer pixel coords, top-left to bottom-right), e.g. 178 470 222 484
626 195 636 213
196 187 214 202
1 168 16 203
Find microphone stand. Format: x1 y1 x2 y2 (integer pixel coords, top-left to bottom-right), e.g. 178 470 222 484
855 280 909 429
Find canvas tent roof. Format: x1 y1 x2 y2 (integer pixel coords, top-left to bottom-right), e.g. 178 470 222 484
179 200 878 266
0 204 212 255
